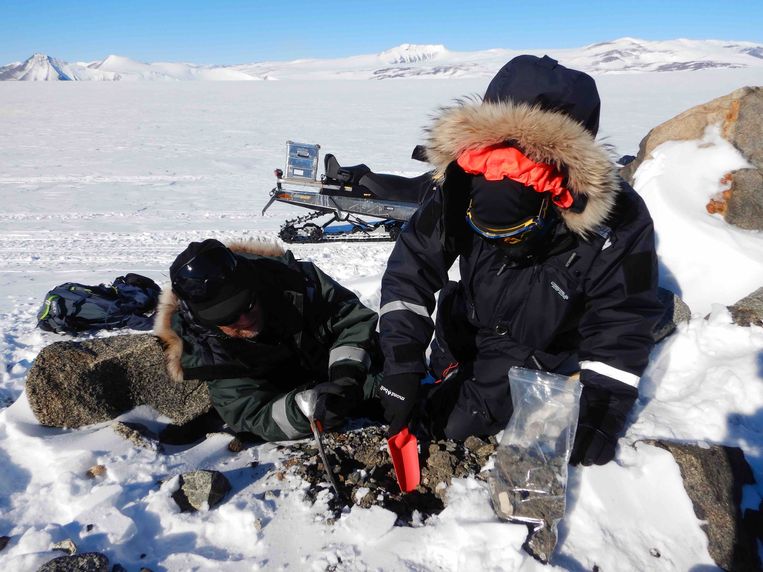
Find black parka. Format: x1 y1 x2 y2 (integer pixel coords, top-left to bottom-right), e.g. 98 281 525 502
380 93 662 439
155 240 379 441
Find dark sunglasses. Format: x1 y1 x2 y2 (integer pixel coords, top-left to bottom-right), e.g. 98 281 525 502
171 245 239 301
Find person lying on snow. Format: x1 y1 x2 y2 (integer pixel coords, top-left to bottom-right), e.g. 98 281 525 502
377 55 663 465
154 238 381 442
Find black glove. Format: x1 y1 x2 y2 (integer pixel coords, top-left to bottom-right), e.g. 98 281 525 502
570 383 638 466
312 377 363 430
377 373 420 436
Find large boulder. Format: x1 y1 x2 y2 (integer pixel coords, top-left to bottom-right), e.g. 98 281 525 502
648 440 760 571
26 334 211 428
621 87 763 230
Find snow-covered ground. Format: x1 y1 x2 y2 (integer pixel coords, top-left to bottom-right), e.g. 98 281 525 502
1 67 763 571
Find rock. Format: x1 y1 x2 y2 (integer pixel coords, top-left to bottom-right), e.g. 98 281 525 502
112 422 158 450
171 470 231 512
463 435 485 452
723 169 763 230
728 287 763 327
652 287 692 343
649 440 760 572
0 535 9 551
52 538 78 555
36 552 109 572
622 87 763 181
227 437 245 452
620 87 763 231
26 334 211 428
86 465 107 479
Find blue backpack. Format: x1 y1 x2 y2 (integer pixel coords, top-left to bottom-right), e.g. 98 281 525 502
37 273 161 334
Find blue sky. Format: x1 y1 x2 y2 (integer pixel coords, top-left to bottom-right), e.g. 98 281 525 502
2 0 761 65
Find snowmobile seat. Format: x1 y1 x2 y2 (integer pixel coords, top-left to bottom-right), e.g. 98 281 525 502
324 154 371 186
357 172 434 204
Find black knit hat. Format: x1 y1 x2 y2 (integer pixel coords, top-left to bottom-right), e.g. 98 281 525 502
467 177 546 236
170 239 254 327
484 54 601 136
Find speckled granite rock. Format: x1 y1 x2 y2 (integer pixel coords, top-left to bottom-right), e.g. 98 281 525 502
648 440 759 572
26 334 211 428
36 552 109 572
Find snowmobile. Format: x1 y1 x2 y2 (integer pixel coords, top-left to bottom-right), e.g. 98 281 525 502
262 141 433 243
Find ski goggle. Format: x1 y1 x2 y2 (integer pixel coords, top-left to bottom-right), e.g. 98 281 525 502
466 196 549 245
171 244 239 301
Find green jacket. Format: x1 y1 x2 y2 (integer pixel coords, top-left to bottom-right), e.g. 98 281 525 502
154 240 379 441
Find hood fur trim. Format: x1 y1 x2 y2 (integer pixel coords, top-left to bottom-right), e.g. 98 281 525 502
153 238 284 382
425 99 619 236
154 287 185 382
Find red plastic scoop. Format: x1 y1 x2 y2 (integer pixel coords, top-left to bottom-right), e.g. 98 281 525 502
387 427 421 493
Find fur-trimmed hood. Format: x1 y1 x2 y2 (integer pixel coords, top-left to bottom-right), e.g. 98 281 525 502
425 99 620 236
154 239 285 382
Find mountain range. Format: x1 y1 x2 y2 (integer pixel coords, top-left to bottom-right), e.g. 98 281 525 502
2 38 762 81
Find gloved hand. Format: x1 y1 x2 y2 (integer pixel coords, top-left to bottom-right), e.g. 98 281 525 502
570 383 638 466
312 377 363 430
377 373 421 436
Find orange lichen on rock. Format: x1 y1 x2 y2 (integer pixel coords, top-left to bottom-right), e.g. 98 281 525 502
706 189 733 215
722 99 741 139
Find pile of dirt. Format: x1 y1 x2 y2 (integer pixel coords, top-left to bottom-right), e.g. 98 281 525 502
282 425 497 524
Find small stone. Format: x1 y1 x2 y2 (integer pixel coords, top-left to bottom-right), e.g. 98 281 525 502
86 465 107 479
52 539 78 555
254 518 263 532
171 470 231 512
112 422 156 450
227 437 245 452
37 552 109 572
274 471 285 481
0 536 9 551
463 435 485 452
86 524 94 532
475 444 497 459
650 548 661 558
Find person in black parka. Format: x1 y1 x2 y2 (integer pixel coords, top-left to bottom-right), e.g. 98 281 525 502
377 55 663 466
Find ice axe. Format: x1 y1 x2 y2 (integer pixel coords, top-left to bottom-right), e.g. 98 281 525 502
295 389 344 502
387 427 420 493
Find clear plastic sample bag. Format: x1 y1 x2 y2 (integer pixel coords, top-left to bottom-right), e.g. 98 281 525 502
488 366 582 563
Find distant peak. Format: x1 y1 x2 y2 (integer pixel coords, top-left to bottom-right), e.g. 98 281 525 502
378 43 448 64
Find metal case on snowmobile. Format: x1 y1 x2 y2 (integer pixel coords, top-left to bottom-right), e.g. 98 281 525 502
285 141 320 180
